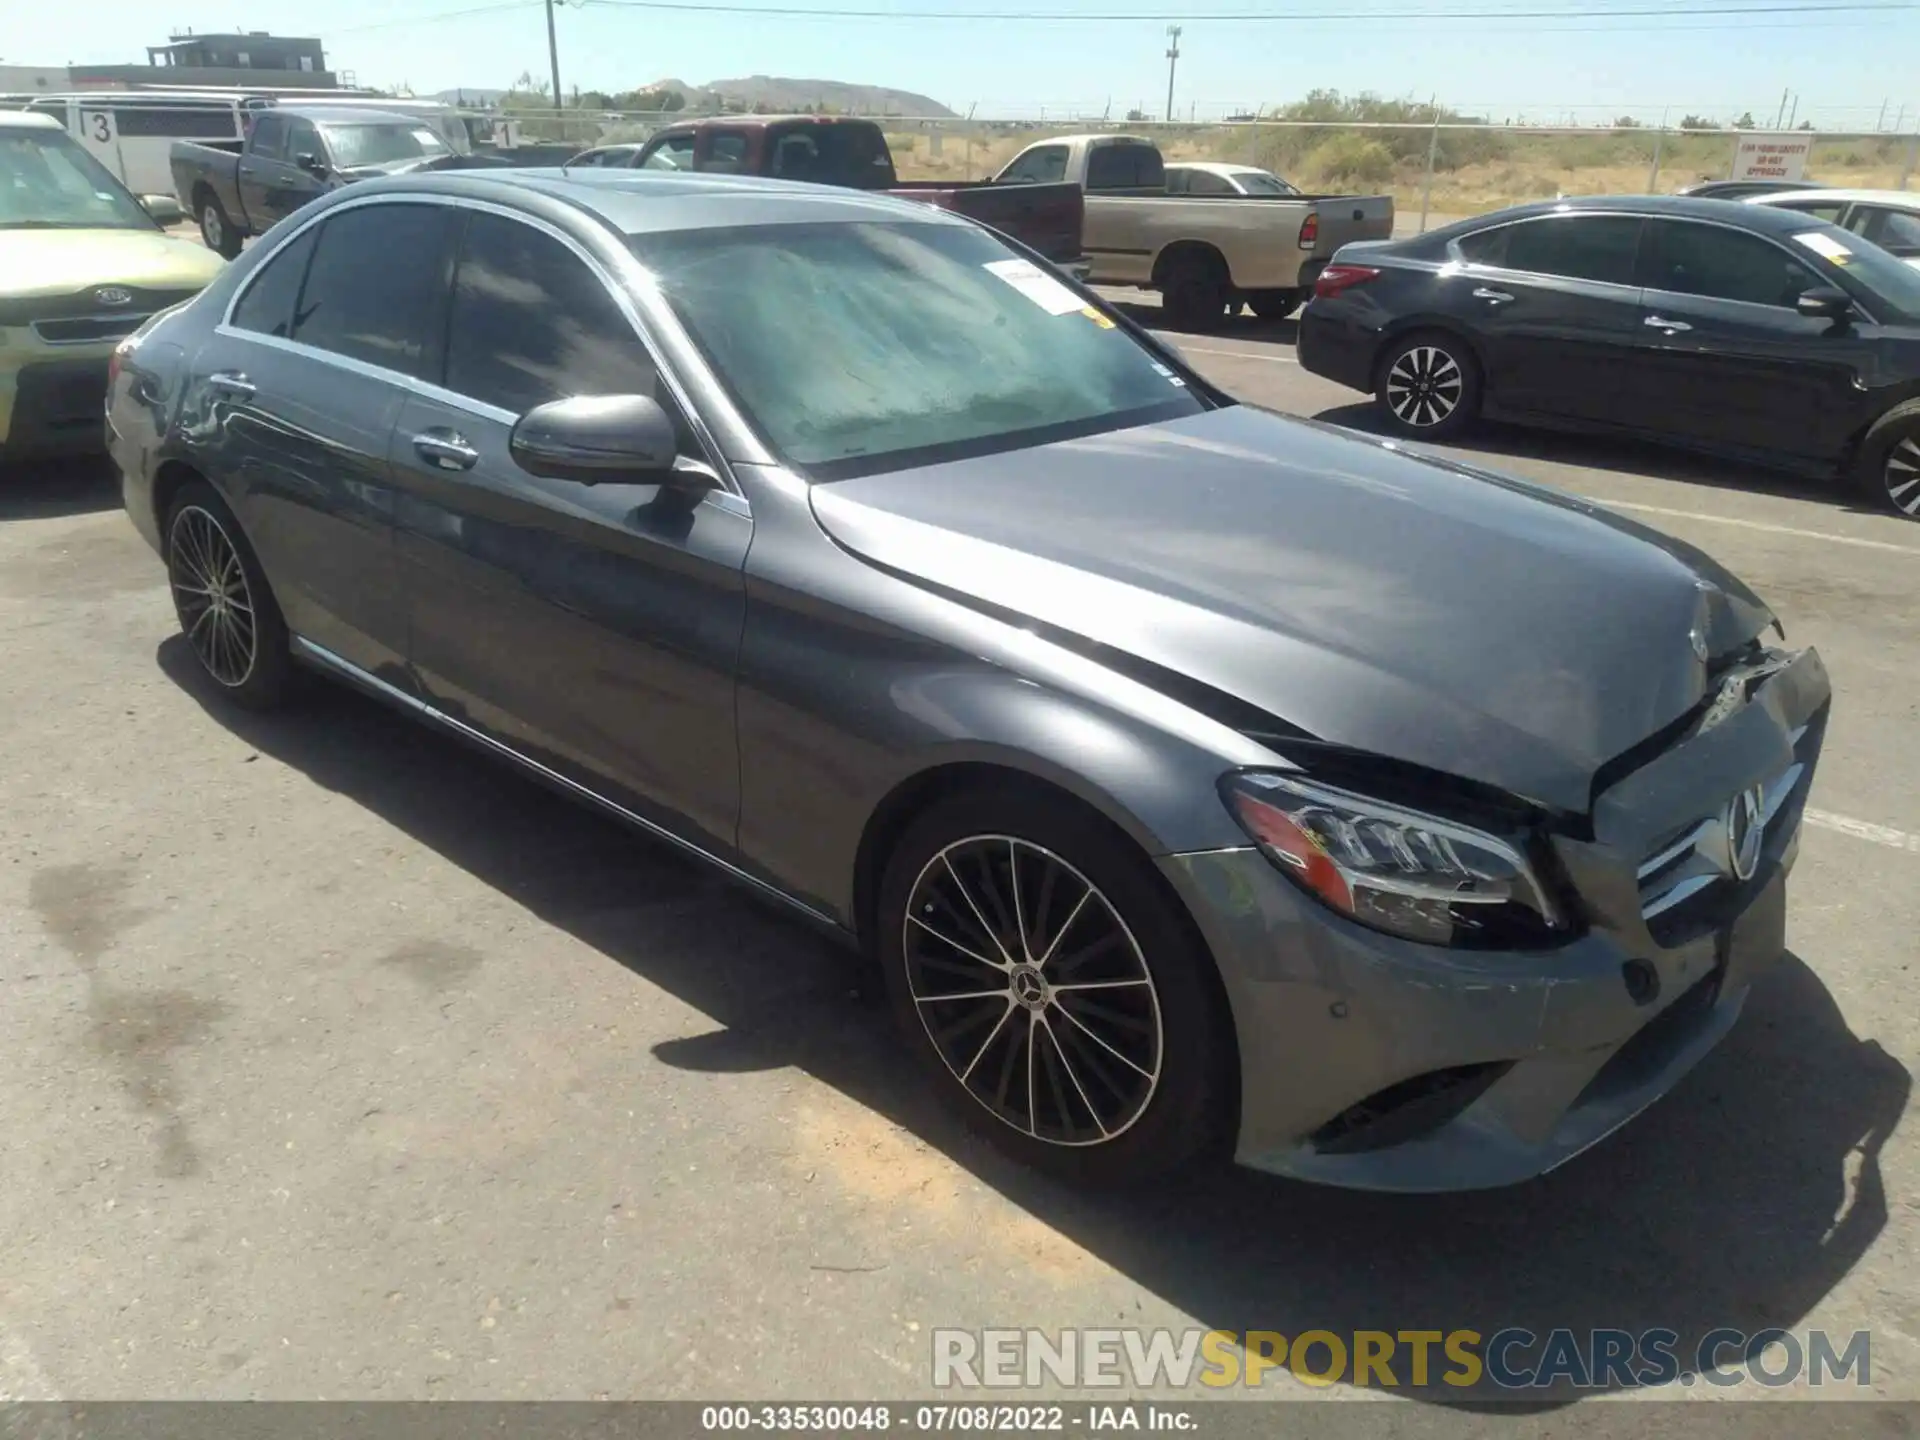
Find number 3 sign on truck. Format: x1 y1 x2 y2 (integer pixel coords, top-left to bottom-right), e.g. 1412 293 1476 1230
1730 133 1812 184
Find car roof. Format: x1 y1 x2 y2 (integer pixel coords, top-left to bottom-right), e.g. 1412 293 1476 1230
278 106 431 125
1448 193 1841 236
341 167 967 235
0 111 61 132
1750 186 1919 207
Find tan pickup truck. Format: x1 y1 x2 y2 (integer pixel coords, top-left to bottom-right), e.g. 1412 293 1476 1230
993 134 1395 329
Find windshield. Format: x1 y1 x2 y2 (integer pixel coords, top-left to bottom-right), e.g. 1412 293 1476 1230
323 122 449 169
0 128 156 232
1790 223 1920 320
631 220 1207 478
1234 170 1299 196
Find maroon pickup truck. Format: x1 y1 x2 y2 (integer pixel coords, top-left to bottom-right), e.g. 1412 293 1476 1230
567 117 1088 277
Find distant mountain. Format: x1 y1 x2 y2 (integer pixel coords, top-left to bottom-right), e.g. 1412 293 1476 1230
431 87 511 106
660 75 954 118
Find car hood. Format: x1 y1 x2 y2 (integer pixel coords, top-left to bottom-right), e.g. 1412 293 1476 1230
0 228 225 301
808 407 1776 815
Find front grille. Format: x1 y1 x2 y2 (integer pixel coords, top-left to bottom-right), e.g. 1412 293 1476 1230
32 314 149 345
1635 723 1809 928
0 287 200 327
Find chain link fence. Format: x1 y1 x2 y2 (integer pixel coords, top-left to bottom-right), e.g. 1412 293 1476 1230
471 107 1920 230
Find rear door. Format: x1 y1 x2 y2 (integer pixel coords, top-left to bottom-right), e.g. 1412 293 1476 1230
1627 217 1873 463
194 199 454 677
235 113 287 224
1450 212 1646 424
390 207 750 852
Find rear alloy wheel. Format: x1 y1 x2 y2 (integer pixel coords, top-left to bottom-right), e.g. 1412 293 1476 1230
198 196 242 259
1375 332 1481 439
879 791 1234 1186
1857 401 1920 518
166 482 294 708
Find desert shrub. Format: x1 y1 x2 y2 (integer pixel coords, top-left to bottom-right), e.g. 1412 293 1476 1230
1301 133 1396 185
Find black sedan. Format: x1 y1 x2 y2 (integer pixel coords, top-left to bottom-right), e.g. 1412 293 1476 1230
107 171 1827 1191
1297 195 1920 517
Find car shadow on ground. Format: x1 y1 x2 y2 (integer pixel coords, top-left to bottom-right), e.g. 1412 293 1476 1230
1308 402 1909 524
0 456 124 521
159 639 1910 1408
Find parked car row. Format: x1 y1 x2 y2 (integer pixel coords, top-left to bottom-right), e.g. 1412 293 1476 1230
98 163 1829 1195
1299 193 1920 517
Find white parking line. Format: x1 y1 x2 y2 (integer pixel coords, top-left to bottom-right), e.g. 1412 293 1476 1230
1158 340 1299 364
1599 501 1920 556
1806 809 1920 855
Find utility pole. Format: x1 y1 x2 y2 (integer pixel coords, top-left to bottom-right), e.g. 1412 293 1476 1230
545 0 563 124
1879 97 1889 131
1787 92 1798 129
1164 25 1181 124
1775 87 1788 129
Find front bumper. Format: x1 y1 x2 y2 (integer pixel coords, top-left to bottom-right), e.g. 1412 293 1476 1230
1162 645 1829 1192
0 348 115 461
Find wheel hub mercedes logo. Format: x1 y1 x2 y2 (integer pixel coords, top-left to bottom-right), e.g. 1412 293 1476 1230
1725 784 1766 882
1011 967 1047 1009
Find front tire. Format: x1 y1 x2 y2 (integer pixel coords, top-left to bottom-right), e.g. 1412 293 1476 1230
165 480 294 709
1373 330 1482 439
1248 288 1302 322
877 788 1235 1187
1855 400 1920 518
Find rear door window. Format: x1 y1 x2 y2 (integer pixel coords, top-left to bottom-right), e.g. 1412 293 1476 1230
1085 142 1164 191
1855 206 1920 253
230 226 318 337
705 131 749 173
288 203 452 374
248 113 287 160
1459 215 1643 286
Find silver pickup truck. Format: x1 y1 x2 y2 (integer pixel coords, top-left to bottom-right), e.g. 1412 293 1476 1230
994 134 1395 329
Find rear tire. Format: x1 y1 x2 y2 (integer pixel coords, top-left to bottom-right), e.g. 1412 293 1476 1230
198 193 243 259
1160 252 1231 332
1249 288 1302 322
1373 330 1482 439
165 480 294 709
877 787 1235 1188
1854 400 1920 518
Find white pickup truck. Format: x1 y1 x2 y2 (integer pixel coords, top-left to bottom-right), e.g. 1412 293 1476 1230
993 133 1396 329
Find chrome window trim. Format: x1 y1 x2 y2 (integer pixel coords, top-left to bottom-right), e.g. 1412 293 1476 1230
1450 210 1886 325
293 635 834 928
215 188 747 500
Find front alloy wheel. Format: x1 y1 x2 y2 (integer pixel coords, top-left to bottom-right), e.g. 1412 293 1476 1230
902 836 1163 1145
878 791 1234 1186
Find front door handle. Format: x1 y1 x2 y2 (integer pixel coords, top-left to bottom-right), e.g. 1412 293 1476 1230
1472 287 1514 303
412 429 479 471
206 371 255 398
1645 315 1693 333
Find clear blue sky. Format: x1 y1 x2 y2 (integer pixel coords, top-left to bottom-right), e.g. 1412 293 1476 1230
7 0 1918 126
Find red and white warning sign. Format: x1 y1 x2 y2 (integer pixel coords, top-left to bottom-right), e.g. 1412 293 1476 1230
1729 133 1813 184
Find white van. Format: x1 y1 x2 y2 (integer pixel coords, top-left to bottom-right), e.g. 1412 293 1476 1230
1 89 472 196
2 91 255 197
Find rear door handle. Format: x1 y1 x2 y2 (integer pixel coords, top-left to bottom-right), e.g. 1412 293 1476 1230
412 429 479 471
207 371 255 398
1472 287 1514 303
1645 315 1693 333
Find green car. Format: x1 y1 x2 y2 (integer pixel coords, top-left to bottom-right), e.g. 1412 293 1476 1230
1 111 225 462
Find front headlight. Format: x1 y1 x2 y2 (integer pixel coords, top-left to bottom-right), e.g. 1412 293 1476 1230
1221 772 1563 948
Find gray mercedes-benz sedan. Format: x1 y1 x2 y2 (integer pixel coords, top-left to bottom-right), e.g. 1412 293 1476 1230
108 169 1829 1191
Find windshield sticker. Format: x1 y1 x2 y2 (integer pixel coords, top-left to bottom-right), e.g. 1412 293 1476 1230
1794 230 1855 264
1080 305 1117 329
984 258 1086 315
411 129 441 146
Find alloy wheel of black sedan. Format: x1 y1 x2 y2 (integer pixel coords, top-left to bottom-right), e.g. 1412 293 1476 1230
1385 344 1465 429
1883 435 1920 516
168 503 258 689
901 836 1164 1145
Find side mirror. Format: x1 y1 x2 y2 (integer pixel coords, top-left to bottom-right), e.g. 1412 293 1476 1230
1797 286 1853 320
294 152 327 177
510 394 710 489
140 193 184 225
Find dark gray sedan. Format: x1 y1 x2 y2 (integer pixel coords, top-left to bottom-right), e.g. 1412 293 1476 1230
108 170 1829 1191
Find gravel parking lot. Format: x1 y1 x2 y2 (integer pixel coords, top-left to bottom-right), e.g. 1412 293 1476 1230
1 287 1915 1419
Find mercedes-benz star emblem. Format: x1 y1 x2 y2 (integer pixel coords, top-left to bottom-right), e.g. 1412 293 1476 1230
93 286 133 307
1011 967 1047 1009
1725 784 1766 882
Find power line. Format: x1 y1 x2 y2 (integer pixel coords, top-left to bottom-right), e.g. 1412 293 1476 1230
582 0 1914 19
324 2 540 35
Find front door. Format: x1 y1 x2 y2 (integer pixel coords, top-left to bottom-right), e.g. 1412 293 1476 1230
1628 217 1872 464
391 208 749 852
190 201 454 680
1450 212 1647 426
